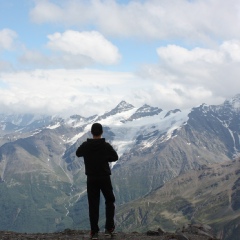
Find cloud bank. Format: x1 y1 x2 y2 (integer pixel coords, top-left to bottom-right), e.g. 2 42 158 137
30 0 240 42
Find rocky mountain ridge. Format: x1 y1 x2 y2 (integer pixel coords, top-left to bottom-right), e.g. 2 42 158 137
0 95 240 239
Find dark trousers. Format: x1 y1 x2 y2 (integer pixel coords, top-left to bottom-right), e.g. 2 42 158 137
87 175 115 232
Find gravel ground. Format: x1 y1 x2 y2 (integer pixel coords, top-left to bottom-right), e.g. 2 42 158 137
0 229 218 240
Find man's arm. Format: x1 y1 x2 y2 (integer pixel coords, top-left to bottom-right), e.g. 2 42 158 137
76 142 85 157
106 143 118 162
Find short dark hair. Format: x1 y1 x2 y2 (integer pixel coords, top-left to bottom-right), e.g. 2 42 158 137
91 123 103 136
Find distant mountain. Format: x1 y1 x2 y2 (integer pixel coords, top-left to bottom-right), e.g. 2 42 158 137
0 95 240 239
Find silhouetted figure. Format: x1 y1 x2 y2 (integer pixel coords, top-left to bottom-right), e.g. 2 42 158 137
76 123 118 239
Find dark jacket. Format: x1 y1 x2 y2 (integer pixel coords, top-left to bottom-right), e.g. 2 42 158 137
76 138 118 176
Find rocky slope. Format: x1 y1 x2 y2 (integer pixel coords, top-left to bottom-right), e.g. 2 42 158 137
114 159 240 240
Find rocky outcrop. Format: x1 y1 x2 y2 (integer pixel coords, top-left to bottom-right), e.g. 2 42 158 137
176 223 218 239
0 226 220 240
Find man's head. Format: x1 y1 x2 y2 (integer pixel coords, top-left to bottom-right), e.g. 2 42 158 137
91 123 103 137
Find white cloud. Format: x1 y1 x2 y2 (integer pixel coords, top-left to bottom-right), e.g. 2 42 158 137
220 40 240 61
0 29 17 50
19 50 51 66
29 0 240 42
47 30 121 65
0 69 138 116
29 0 63 24
19 49 94 68
0 60 12 71
157 45 224 65
18 30 121 68
137 40 240 107
30 0 93 25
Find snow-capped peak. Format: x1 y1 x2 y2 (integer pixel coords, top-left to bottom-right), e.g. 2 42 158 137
114 101 135 112
97 101 134 121
123 104 162 122
227 94 240 110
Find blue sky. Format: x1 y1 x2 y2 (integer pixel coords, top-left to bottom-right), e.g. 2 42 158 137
1 0 240 116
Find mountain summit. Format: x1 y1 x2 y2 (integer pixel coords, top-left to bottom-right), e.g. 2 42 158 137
97 100 134 120
114 100 135 112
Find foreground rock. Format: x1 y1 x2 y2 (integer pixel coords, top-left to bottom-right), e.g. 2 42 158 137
0 224 220 240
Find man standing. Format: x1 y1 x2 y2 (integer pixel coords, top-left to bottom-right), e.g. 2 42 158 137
76 123 118 239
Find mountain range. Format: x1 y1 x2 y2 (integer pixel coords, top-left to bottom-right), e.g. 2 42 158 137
0 94 240 240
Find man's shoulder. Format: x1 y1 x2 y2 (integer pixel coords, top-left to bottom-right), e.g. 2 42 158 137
79 140 89 147
104 141 115 148
103 139 110 145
